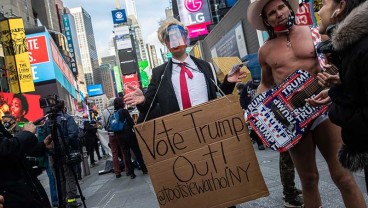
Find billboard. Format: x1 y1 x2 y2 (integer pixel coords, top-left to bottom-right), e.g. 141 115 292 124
113 66 123 93
111 9 127 24
122 73 139 95
62 14 78 75
114 26 132 50
0 92 44 123
27 34 54 82
138 60 150 88
177 0 212 38
26 32 77 98
87 84 104 97
210 22 248 59
0 17 35 93
118 49 138 75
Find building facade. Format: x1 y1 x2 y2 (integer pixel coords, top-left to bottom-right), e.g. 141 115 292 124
31 0 61 32
98 64 116 99
0 0 36 28
146 44 159 68
69 7 99 86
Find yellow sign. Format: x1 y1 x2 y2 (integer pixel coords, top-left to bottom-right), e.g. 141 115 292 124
0 18 35 93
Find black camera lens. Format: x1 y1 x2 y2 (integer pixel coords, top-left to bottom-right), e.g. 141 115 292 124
3 122 10 129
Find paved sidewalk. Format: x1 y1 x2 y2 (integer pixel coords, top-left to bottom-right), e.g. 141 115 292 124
40 143 368 208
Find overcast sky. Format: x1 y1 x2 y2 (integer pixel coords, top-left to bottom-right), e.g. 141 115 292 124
63 0 170 59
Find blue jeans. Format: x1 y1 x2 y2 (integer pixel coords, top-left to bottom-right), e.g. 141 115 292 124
46 156 58 206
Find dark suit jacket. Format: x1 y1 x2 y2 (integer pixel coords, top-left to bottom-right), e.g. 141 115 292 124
137 55 235 118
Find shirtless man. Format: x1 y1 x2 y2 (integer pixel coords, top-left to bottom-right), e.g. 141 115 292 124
247 0 366 207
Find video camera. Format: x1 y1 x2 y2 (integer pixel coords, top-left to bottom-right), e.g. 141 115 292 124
39 94 62 110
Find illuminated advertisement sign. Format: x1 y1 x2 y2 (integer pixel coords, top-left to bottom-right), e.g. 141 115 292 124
62 14 78 75
27 34 54 82
122 73 139 95
0 17 35 93
111 9 127 24
113 66 123 93
177 0 212 38
87 84 104 97
26 32 77 98
0 92 44 123
114 26 132 50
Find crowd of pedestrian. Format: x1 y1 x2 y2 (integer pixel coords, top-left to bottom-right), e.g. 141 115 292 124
1 0 368 207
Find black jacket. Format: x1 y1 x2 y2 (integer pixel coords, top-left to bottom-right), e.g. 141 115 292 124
239 81 258 110
327 1 368 171
137 56 235 117
0 130 51 208
114 108 136 139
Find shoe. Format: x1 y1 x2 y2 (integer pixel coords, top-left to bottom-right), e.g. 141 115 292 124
258 144 265 150
130 173 136 179
116 174 122 178
284 195 304 208
90 163 95 168
98 157 102 160
142 170 148 174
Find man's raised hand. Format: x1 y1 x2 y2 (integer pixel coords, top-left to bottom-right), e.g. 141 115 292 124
123 85 145 106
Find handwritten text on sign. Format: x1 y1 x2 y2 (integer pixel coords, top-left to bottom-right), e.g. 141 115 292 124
135 95 268 208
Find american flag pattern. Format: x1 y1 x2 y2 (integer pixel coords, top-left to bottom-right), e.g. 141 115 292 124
310 26 328 70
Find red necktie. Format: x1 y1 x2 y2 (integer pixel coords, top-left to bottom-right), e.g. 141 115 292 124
179 63 193 109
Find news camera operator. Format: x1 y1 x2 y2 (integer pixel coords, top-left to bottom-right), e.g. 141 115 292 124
0 121 53 208
43 100 81 208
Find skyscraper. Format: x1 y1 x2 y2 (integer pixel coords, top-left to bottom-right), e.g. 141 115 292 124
0 0 36 28
31 0 61 32
69 7 98 86
128 15 147 62
146 44 159 68
98 63 116 99
124 0 138 18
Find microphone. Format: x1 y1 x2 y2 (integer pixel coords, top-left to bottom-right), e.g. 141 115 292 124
32 114 49 125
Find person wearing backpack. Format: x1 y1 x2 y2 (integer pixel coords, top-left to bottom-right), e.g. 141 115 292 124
102 98 127 178
113 97 148 179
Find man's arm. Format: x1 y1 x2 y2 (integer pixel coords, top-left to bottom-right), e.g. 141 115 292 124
0 123 38 157
257 47 274 94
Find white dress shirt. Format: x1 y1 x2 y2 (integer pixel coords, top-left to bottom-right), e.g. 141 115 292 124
171 55 208 110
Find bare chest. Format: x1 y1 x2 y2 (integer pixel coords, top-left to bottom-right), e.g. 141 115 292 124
266 32 316 69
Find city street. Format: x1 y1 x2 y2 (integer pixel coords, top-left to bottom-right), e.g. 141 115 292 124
40 143 368 208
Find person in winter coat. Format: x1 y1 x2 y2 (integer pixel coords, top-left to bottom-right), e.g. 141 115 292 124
306 0 368 172
0 122 52 208
114 97 147 179
84 120 101 167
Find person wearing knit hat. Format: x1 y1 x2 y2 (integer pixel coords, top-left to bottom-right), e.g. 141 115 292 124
247 0 366 207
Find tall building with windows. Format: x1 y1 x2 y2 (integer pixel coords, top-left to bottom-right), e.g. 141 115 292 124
0 0 36 28
69 7 98 86
98 64 116 99
128 15 147 62
146 44 159 68
31 0 61 32
124 0 138 18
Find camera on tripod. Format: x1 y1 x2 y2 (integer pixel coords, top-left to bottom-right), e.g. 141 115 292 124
39 94 61 110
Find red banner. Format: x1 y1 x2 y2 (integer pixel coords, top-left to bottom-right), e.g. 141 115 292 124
0 92 44 123
122 73 139 95
295 3 313 26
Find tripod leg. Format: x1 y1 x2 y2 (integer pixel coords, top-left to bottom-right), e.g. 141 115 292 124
67 162 87 208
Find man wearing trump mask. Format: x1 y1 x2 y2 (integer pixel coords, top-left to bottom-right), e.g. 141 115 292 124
124 18 246 120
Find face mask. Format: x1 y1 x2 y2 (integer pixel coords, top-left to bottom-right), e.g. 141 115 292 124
164 25 189 49
273 13 295 33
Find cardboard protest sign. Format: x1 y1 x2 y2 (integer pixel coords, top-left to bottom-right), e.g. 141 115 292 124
135 95 269 208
